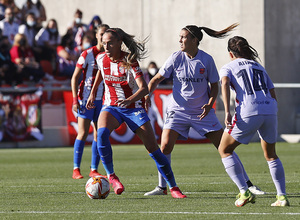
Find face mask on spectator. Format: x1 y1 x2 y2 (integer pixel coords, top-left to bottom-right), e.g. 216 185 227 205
75 18 81 24
27 20 36 27
83 42 91 50
48 28 57 33
148 68 158 76
31 0 38 4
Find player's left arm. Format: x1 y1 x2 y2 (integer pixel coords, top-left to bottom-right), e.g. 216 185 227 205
86 69 103 109
198 82 218 120
269 88 277 101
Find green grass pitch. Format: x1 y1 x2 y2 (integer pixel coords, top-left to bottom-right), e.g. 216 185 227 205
0 142 299 219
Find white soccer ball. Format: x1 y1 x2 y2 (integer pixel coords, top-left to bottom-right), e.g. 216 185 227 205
85 176 110 199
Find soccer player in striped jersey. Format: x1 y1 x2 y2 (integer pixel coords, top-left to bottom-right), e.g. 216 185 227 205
144 24 264 197
71 24 109 179
86 28 186 198
219 36 289 207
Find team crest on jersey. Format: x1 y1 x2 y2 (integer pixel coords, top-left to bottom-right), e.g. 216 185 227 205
133 65 142 73
199 68 205 74
119 66 126 74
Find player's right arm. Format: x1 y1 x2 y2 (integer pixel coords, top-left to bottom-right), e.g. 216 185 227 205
71 66 82 112
86 69 103 110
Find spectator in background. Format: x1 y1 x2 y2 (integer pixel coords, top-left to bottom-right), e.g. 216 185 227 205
2 0 21 23
144 61 158 84
88 15 102 32
56 33 77 78
18 13 38 48
0 36 18 85
10 33 44 84
67 9 88 50
75 34 93 55
35 18 60 64
0 7 19 45
21 0 46 29
0 0 6 21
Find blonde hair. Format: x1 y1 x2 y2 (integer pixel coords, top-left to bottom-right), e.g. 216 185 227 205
13 33 28 47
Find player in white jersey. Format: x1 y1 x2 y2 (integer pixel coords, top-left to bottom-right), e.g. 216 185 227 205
71 24 109 179
144 24 264 197
86 28 186 198
218 36 289 207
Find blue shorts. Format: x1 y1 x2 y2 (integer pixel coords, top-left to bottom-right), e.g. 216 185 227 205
77 99 102 123
101 105 150 132
163 109 222 140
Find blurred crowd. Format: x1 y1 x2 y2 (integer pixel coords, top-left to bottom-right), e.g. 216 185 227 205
0 0 105 87
0 0 172 91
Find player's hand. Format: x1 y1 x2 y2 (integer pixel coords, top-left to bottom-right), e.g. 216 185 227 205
115 99 131 108
198 104 212 120
144 95 151 111
72 103 80 112
86 96 95 110
225 112 233 129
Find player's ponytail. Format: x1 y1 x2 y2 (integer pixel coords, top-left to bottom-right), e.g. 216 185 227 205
184 23 238 45
106 28 147 69
227 36 259 62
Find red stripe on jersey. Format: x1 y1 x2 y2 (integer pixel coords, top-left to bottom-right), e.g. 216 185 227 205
78 63 88 100
103 55 118 106
228 114 237 134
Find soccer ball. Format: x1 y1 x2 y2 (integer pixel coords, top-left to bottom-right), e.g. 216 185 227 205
85 176 110 199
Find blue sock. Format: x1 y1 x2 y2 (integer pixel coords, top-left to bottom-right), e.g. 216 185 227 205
73 139 85 168
91 140 100 170
149 149 176 188
97 127 114 175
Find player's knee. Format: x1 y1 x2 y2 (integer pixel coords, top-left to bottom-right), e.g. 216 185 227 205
97 127 110 146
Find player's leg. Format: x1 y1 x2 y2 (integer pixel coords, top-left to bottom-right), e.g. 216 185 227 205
144 129 179 196
72 117 91 179
219 132 255 207
136 122 186 198
97 110 124 194
206 128 264 194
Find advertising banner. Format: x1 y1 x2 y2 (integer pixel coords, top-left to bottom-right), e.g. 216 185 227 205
0 88 43 142
64 89 208 145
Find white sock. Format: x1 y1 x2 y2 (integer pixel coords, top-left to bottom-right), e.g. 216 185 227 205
268 158 286 196
222 154 248 192
158 153 171 188
232 151 250 182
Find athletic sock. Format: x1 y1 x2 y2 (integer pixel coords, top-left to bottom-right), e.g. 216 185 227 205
97 127 114 175
90 140 100 170
222 154 248 192
158 153 170 188
268 158 286 196
150 149 176 188
232 151 251 184
73 139 85 168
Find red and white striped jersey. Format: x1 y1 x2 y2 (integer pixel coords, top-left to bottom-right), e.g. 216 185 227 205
76 46 104 101
96 52 144 108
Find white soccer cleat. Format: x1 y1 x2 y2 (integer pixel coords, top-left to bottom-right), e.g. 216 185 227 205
248 185 266 195
144 186 167 196
271 195 290 207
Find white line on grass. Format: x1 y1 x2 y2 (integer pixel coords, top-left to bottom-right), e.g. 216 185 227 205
0 211 299 216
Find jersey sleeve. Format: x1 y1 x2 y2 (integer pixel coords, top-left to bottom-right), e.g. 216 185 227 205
76 50 87 69
265 71 275 90
219 64 232 83
206 56 219 83
131 61 143 79
159 53 175 78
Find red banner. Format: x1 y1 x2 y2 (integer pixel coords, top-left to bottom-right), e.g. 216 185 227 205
0 88 43 142
64 89 208 145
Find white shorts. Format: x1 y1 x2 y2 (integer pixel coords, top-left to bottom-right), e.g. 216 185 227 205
163 109 222 140
226 114 277 144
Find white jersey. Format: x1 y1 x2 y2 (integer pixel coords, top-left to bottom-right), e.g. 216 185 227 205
76 46 104 101
159 50 219 115
96 52 144 109
219 58 277 118
0 19 19 45
35 28 61 47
